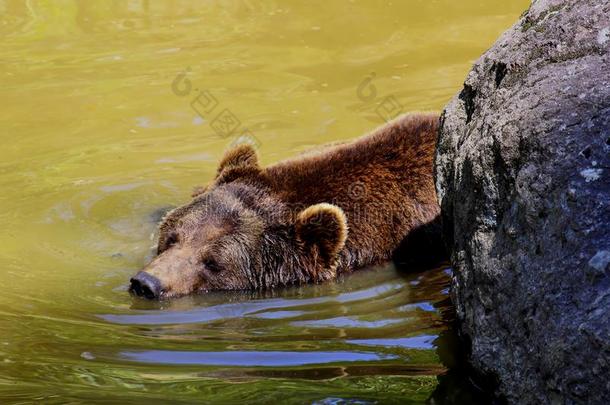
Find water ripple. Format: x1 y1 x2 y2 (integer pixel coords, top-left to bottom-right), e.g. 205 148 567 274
99 280 406 326
346 335 437 350
120 350 398 367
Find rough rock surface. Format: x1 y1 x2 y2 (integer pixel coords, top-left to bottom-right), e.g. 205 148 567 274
435 0 610 403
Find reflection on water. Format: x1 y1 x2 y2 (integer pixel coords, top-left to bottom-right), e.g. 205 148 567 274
99 266 446 373
346 336 437 350
0 0 528 402
121 350 397 367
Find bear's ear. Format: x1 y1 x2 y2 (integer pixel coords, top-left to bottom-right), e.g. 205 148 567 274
216 144 259 176
295 203 348 268
214 144 263 186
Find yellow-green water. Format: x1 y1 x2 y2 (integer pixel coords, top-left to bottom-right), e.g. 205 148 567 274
0 1 528 403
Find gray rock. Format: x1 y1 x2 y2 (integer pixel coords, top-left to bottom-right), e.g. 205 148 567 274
434 0 610 403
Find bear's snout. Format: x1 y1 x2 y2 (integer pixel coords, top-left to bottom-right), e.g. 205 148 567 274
129 271 162 299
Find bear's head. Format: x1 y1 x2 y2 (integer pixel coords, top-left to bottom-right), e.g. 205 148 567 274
129 144 348 299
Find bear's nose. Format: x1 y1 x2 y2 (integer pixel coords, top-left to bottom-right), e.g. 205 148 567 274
129 271 162 299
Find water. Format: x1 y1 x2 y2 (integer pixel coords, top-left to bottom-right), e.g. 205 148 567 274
0 1 528 403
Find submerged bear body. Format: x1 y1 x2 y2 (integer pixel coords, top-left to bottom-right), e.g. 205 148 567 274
130 113 440 299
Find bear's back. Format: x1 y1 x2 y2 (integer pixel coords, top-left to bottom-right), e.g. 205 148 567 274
265 113 440 270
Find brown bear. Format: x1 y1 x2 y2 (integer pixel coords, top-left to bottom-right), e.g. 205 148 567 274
129 113 440 299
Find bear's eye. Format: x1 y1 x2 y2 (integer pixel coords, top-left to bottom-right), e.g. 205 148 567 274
159 232 179 254
166 232 179 246
202 258 222 273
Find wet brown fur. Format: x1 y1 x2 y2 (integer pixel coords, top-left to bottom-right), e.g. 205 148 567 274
266 113 440 271
138 113 440 297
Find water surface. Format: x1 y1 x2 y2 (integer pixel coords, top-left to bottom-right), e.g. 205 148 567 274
0 1 528 403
